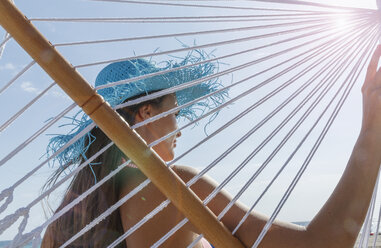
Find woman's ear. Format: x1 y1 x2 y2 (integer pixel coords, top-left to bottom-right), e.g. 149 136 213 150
135 104 153 122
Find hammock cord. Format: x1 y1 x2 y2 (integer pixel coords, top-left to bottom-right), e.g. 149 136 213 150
88 0 374 13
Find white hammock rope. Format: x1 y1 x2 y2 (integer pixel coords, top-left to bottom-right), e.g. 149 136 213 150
372 201 381 247
358 167 381 248
0 60 36 95
252 33 379 248
0 33 11 59
87 0 310 12
29 17 342 24
155 23 376 248
1 0 380 247
359 175 379 248
88 0 374 13
0 34 11 48
37 17 372 24
235 0 375 12
0 82 56 133
86 0 358 13
186 235 204 248
361 199 375 248
153 218 190 248
28 11 375 24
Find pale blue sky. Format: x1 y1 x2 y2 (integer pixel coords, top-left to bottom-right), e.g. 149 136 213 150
0 0 378 241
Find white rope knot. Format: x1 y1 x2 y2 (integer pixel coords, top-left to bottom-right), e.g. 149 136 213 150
0 207 30 235
0 193 13 215
0 187 14 200
0 188 14 215
18 207 30 217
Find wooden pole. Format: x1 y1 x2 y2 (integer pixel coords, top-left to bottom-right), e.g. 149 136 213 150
0 1 245 247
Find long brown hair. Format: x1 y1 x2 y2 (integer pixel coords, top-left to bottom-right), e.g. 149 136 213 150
42 94 167 247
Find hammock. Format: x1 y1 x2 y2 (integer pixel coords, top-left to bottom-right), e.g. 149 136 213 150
0 0 380 247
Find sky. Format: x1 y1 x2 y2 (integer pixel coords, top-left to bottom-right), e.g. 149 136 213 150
0 0 379 242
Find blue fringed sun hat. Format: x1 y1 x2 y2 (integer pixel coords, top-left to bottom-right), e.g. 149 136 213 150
47 50 228 170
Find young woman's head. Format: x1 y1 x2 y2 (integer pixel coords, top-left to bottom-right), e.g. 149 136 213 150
124 93 181 161
117 92 181 162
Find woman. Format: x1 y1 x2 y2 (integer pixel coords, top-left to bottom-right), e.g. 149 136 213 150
42 46 381 247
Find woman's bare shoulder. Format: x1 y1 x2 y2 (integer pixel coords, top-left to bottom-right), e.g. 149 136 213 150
171 165 223 200
171 164 199 180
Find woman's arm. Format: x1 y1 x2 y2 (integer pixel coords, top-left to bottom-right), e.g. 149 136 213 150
175 45 381 248
305 45 381 247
